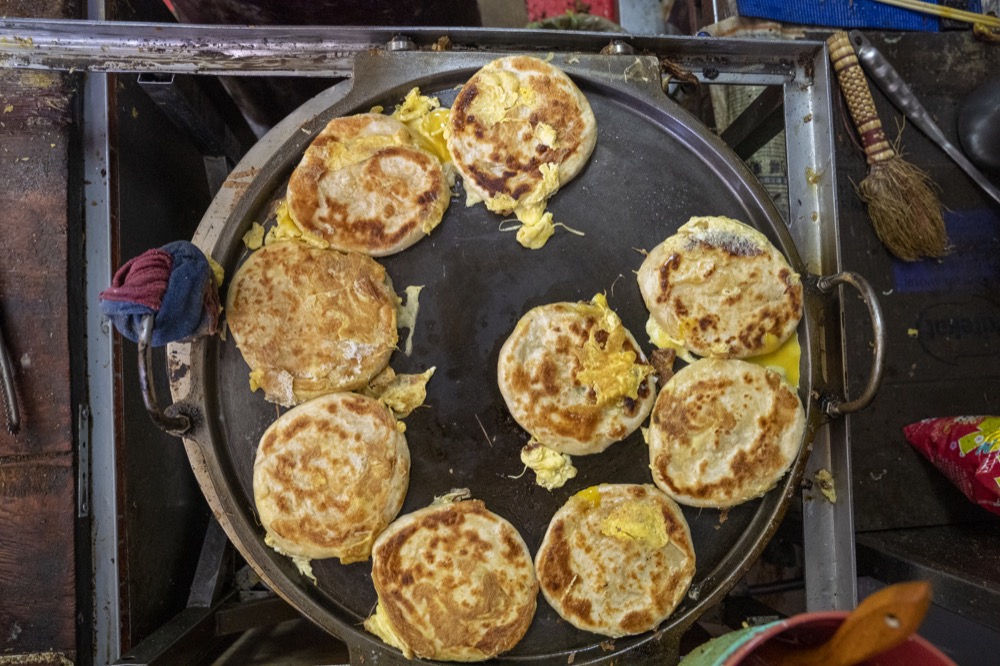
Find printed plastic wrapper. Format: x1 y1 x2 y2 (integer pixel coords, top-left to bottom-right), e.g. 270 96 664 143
903 416 1000 516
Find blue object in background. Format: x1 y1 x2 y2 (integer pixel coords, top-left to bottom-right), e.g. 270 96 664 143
735 0 983 32
893 209 1000 294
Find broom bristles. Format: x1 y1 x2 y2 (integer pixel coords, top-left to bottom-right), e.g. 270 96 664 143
857 155 951 262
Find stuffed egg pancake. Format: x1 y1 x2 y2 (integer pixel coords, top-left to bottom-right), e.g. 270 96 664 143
253 392 409 572
226 241 398 406
497 295 655 457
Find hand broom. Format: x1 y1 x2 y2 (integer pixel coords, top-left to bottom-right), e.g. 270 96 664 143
827 31 950 262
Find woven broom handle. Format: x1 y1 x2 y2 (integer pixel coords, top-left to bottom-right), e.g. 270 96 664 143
828 31 895 165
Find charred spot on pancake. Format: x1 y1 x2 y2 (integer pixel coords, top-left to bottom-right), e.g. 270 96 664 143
342 393 372 416
691 230 765 257
452 84 477 129
260 430 278 454
564 597 594 625
651 348 676 382
621 610 654 635
348 217 416 248
510 182 532 200
539 359 560 395
657 253 682 298
416 188 439 206
469 166 517 199
424 507 466 533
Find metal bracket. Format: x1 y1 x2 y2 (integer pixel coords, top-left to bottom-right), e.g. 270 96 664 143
77 404 90 518
138 315 192 436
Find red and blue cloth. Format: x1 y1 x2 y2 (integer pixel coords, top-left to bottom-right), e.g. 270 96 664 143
99 241 220 347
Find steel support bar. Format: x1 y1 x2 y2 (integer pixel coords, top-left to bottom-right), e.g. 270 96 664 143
720 85 786 162
783 43 858 612
215 595 301 636
0 18 806 84
113 601 235 666
186 517 233 609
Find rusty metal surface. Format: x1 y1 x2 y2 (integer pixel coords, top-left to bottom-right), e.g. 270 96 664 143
0 19 805 84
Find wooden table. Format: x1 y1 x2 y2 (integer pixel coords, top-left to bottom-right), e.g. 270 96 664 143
0 0 78 662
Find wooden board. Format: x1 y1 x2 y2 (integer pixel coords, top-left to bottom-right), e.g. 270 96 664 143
0 458 76 659
0 3 77 659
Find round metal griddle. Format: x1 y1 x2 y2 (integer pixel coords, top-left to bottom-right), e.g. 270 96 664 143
163 50 871 665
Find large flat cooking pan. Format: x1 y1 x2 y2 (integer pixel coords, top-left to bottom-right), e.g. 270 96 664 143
153 48 884 664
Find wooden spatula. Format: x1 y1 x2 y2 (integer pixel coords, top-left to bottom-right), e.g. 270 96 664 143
755 581 932 666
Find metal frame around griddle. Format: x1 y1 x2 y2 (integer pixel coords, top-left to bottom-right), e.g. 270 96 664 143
0 17 860 663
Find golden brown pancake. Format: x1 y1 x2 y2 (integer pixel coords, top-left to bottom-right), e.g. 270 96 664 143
285 113 450 256
252 392 409 566
365 496 538 661
648 358 805 508
447 55 596 217
226 241 398 406
535 484 696 638
637 216 803 358
497 296 655 456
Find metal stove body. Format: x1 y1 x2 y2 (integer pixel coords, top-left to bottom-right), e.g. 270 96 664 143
0 18 864 665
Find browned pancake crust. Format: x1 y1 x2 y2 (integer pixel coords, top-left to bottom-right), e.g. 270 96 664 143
226 241 398 405
448 56 596 211
287 114 448 256
371 500 537 660
649 358 804 507
497 301 654 455
638 216 803 358
253 392 409 563
534 484 696 637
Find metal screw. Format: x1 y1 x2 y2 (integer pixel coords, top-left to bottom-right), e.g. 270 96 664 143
387 35 416 52
605 41 635 55
703 67 720 80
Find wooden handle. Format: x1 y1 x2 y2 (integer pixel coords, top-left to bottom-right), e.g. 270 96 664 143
760 581 933 666
828 31 895 165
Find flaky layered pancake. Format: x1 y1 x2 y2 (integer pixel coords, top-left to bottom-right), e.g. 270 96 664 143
497 296 655 456
648 358 805 508
365 496 537 661
285 113 450 256
447 55 596 247
535 484 696 638
226 241 398 406
253 392 409 567
637 216 803 359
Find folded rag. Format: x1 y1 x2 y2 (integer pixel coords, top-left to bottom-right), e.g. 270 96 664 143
100 240 220 347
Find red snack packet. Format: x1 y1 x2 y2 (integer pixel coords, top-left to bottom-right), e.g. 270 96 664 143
903 416 1000 516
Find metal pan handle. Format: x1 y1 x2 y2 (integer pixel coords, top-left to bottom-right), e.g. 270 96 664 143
816 271 886 417
138 314 194 436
